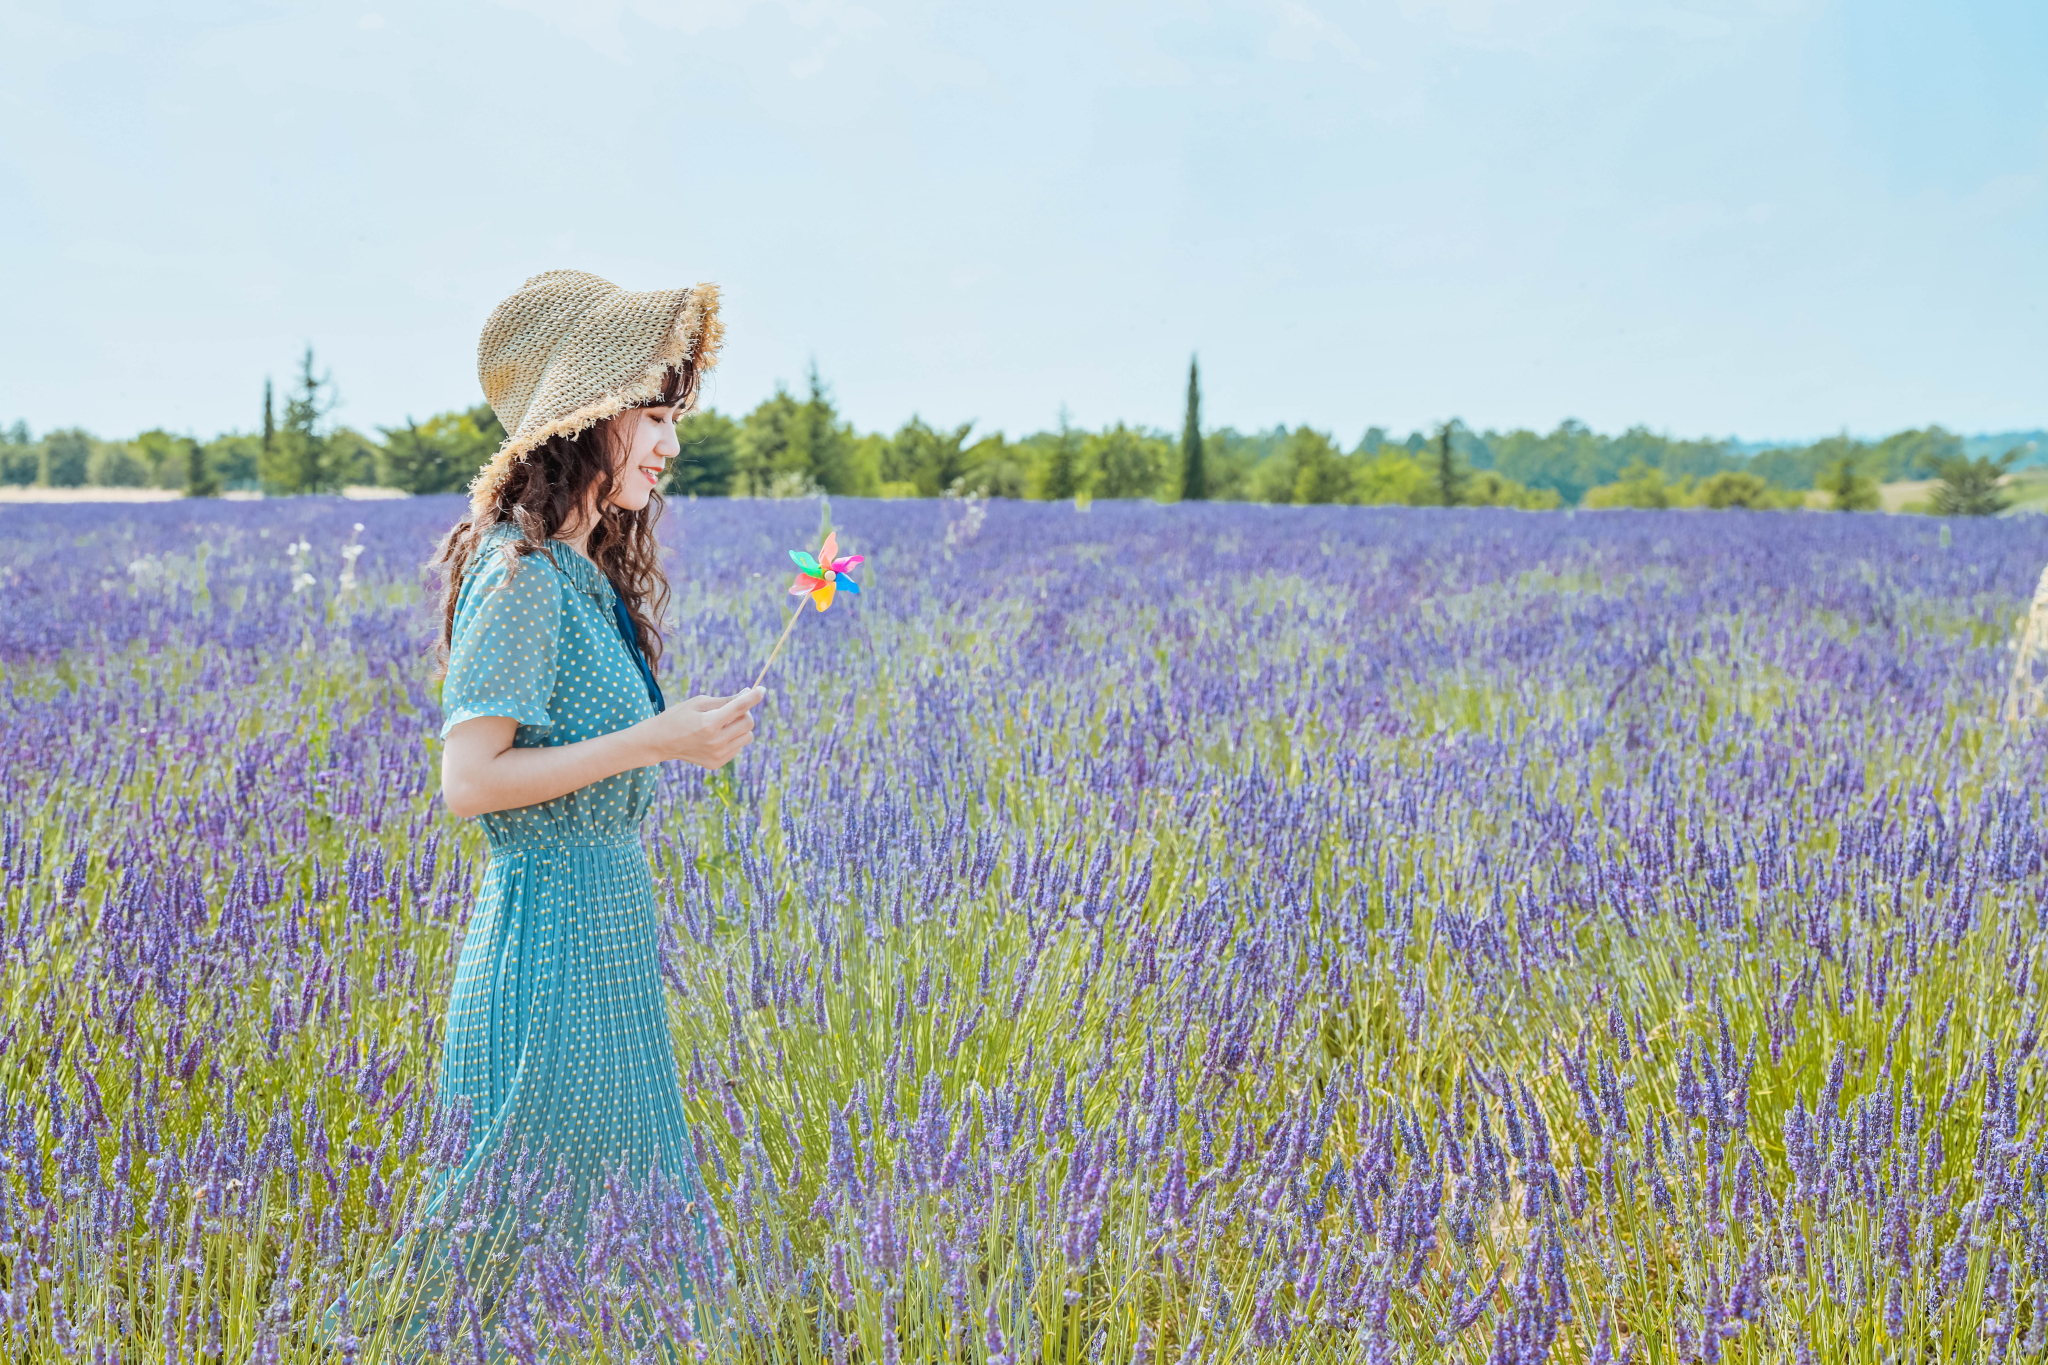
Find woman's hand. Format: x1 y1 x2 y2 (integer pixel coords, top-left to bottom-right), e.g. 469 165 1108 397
640 688 765 770
441 687 767 818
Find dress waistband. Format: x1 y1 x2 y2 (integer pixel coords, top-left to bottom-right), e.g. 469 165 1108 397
483 832 644 857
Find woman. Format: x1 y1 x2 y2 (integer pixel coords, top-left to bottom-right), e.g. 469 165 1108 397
330 269 760 1355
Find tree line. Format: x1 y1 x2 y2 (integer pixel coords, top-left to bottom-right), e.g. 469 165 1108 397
5 348 2039 515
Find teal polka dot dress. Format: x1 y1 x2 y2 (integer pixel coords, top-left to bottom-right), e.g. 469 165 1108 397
324 522 709 1355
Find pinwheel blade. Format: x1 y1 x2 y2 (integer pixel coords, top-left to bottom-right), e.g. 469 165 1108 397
790 550 823 576
835 576 860 595
810 581 837 611
818 530 839 565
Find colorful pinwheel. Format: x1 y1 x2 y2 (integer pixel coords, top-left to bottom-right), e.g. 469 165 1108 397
787 530 864 612
751 530 865 689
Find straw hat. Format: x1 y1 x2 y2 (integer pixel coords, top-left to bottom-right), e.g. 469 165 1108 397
468 268 724 520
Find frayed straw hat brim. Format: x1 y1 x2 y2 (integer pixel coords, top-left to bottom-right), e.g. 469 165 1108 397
468 269 723 522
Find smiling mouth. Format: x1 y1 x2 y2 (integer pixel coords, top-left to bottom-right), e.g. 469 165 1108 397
638 464 662 484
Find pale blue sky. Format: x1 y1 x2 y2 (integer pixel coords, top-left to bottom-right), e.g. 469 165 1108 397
2 0 2042 445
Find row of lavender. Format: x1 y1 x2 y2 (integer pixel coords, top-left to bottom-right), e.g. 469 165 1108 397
2 495 2045 1362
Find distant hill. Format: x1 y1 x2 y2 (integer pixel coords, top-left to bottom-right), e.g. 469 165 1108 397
1727 430 2044 464
1963 430 2046 465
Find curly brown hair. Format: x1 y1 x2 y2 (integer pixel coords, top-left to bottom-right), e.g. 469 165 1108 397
431 361 697 675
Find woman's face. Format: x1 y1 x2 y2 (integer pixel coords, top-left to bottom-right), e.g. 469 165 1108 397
605 404 682 512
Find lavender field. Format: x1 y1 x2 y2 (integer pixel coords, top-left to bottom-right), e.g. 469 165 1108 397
4 495 2048 1364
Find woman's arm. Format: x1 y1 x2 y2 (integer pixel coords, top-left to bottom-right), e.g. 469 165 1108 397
441 687 764 819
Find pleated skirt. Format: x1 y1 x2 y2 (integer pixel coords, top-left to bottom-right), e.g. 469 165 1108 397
443 835 700 1206
322 835 711 1358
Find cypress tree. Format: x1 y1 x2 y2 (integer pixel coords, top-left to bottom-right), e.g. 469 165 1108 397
1179 355 1206 501
184 437 220 498
1435 420 1465 507
262 379 274 456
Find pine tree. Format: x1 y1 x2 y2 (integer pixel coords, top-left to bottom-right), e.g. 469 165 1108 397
668 410 740 496
1819 454 1880 512
795 358 855 493
261 347 334 493
1179 355 1206 501
379 419 447 495
285 347 330 493
1930 448 2018 516
1043 405 1085 500
734 384 798 496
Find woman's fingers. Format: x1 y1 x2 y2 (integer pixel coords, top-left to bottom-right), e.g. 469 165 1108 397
683 687 764 715
701 732 750 770
668 687 765 770
686 690 760 769
718 686 765 719
715 690 761 739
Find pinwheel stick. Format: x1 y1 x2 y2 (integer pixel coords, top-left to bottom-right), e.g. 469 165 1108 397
751 605 805 691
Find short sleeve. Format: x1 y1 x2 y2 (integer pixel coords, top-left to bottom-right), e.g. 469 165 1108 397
440 546 561 738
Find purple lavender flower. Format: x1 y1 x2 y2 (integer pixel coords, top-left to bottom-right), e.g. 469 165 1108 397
984 1298 1010 1365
